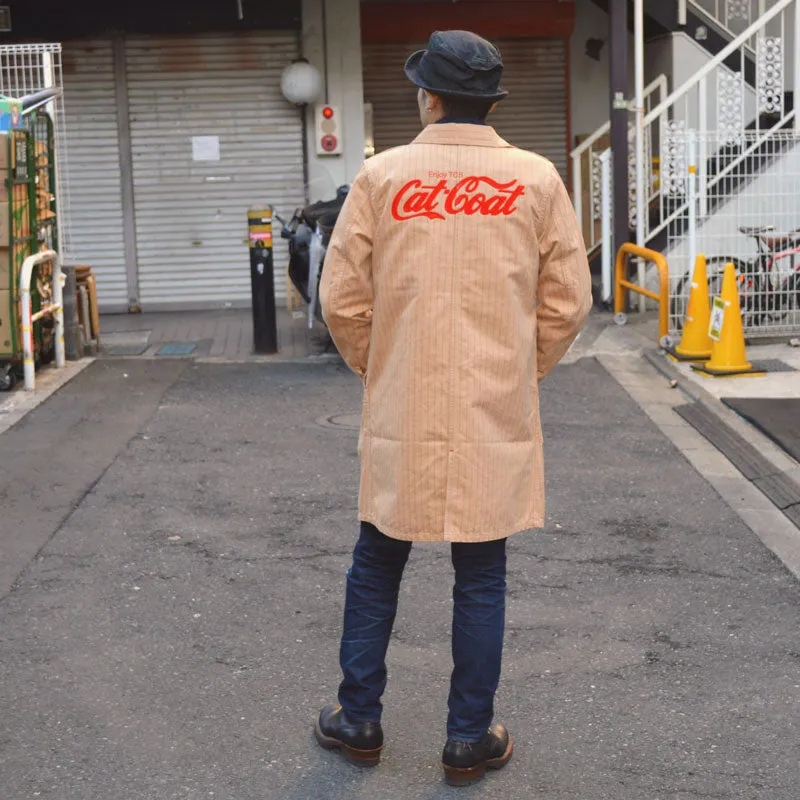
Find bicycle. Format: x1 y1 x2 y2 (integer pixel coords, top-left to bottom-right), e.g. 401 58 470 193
671 225 800 331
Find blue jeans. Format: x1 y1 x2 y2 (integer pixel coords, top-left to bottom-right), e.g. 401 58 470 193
338 522 507 743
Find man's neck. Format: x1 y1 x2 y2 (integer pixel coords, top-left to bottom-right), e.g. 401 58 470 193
435 116 488 126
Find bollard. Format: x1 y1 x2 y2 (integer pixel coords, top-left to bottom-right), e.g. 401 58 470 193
61 265 82 361
248 205 278 355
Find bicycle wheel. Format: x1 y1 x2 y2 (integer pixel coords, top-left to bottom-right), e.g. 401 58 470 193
671 256 746 332
773 271 800 327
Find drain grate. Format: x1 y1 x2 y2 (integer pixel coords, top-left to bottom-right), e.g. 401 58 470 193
675 402 777 481
104 343 149 356
102 330 151 356
157 342 197 356
675 401 800 530
750 359 797 373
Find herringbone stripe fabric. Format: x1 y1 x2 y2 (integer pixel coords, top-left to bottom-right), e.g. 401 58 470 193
321 124 591 542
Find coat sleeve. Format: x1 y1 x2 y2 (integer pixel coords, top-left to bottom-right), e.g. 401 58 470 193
319 165 376 380
536 166 593 382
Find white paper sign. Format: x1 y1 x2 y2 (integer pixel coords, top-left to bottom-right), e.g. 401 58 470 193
192 136 220 162
709 297 727 342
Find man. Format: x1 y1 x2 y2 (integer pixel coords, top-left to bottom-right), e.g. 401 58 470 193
316 30 592 787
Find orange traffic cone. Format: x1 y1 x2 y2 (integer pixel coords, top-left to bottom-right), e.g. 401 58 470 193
692 262 765 378
666 254 713 362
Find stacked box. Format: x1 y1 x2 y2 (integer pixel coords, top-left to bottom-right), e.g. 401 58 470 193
0 119 58 362
0 133 8 293
0 290 11 352
0 133 10 356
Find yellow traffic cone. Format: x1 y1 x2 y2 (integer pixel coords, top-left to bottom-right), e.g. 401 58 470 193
666 254 713 362
692 262 765 378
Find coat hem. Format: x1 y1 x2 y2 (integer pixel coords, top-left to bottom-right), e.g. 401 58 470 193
358 513 545 543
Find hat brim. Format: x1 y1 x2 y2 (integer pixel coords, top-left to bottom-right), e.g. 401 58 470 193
404 50 508 103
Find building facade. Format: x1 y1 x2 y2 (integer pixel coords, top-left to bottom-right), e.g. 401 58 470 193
1 0 622 312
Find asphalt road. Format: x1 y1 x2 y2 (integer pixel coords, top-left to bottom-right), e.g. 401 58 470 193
0 358 798 799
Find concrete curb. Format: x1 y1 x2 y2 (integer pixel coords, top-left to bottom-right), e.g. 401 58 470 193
195 354 343 365
0 360 94 437
96 353 343 366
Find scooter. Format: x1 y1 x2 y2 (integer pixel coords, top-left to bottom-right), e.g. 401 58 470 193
274 186 349 329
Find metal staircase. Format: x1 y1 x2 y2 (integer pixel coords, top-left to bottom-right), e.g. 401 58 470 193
573 0 800 261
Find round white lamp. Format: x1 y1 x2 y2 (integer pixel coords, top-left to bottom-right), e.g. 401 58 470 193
281 60 324 106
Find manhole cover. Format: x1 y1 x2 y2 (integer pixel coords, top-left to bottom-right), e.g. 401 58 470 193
316 413 361 430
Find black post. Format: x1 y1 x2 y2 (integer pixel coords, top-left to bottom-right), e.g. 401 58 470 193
609 0 630 303
248 206 278 355
61 265 82 361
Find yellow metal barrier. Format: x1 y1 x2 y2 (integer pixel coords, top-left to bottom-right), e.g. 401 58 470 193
614 243 671 343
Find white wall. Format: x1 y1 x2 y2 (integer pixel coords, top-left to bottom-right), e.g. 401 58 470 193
668 32 757 130
644 34 673 90
569 0 635 143
302 0 366 201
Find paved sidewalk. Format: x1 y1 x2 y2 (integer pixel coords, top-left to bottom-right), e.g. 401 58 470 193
0 357 798 799
670 340 800 400
575 315 800 572
100 307 333 360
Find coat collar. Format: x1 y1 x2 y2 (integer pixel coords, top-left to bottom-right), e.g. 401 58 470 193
411 123 513 149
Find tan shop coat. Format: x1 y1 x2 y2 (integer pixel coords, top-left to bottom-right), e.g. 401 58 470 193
320 123 592 543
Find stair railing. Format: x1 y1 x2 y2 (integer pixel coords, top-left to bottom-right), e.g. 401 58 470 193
571 74 667 254
687 0 755 42
637 0 799 248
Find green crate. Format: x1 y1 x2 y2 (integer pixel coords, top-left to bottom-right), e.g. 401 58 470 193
0 111 59 371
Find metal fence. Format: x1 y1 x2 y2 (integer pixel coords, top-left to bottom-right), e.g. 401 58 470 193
667 129 800 338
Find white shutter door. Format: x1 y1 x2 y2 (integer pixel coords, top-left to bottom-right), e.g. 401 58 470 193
62 39 129 311
363 38 568 178
126 32 305 309
362 42 426 153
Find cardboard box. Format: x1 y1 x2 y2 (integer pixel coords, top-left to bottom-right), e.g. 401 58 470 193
0 247 9 291
0 289 13 355
0 201 9 247
0 133 8 171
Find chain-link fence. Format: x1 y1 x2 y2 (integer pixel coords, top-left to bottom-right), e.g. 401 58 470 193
0 43 70 257
667 129 800 338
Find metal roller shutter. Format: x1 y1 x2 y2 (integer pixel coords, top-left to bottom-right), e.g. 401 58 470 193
62 39 129 311
126 32 305 309
362 42 429 155
363 38 568 178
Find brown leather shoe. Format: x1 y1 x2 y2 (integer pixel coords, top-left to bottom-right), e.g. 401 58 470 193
314 704 383 767
442 723 513 786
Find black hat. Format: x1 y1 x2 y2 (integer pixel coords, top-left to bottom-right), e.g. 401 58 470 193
404 30 508 103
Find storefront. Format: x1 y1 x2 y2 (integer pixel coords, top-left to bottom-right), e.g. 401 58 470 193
3 0 306 312
1 0 583 313
62 32 305 311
